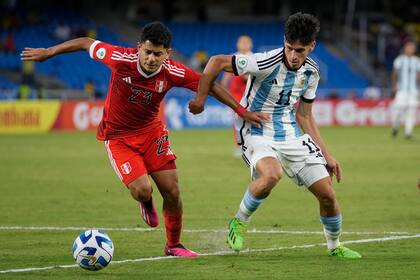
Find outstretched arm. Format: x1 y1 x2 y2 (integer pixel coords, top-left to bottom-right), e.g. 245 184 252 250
189 55 234 112
189 55 269 126
296 101 342 183
208 83 269 128
20 37 95 62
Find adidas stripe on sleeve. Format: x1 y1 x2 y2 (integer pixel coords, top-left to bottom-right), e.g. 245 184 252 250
232 48 283 77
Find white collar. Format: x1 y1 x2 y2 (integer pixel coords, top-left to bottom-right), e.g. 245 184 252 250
137 57 162 78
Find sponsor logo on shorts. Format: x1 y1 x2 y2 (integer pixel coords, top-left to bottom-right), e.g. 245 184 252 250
121 162 132 175
96 48 106 59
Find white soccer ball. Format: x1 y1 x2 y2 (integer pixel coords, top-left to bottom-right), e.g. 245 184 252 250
72 229 114 271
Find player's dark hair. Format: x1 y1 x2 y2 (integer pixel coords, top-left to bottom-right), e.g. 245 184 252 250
140 21 172 48
285 12 320 45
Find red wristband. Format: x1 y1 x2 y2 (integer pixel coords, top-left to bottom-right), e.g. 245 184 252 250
234 105 247 117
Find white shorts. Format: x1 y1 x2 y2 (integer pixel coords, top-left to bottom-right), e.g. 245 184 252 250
393 91 419 108
242 134 329 188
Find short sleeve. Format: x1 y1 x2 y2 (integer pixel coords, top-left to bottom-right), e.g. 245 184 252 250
301 71 320 103
232 48 283 77
166 60 201 92
393 56 401 70
89 40 127 70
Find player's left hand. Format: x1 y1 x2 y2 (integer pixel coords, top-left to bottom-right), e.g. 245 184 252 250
325 155 342 183
242 111 270 128
188 98 205 114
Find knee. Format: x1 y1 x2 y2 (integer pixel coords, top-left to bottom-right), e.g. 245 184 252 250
261 169 282 189
128 181 152 201
318 190 337 209
161 183 181 202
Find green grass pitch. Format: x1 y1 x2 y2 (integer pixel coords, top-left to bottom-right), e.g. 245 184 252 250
0 127 419 279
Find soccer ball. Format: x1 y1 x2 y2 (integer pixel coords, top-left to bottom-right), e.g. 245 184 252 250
72 229 114 271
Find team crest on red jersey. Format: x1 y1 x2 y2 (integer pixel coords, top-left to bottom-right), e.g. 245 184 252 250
155 80 168 93
120 162 132 175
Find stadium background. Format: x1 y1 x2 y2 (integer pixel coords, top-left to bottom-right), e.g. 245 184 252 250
0 0 420 279
1 0 419 131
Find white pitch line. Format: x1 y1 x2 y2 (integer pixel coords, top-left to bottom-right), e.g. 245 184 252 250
1 233 420 274
0 226 417 236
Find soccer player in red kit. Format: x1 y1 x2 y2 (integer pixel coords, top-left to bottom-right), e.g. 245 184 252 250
21 22 267 257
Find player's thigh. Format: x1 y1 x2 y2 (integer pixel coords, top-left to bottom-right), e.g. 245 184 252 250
104 139 147 186
243 135 282 180
255 157 283 179
393 92 409 109
143 127 177 173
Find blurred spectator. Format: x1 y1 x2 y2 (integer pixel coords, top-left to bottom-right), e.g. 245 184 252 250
21 60 35 86
1 33 16 53
18 84 31 99
390 41 419 139
26 10 42 25
363 86 381 99
3 12 20 31
84 79 95 99
346 89 358 100
188 49 209 72
36 83 47 99
86 27 97 39
53 23 71 41
221 35 253 90
328 89 340 100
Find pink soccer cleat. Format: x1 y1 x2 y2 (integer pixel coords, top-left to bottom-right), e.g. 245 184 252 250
164 244 198 257
139 200 159 228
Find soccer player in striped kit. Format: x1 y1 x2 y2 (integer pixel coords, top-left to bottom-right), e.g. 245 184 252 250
191 12 361 258
391 41 420 139
21 22 267 257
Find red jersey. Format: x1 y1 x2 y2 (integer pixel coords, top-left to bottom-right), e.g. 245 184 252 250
89 40 201 140
229 75 247 102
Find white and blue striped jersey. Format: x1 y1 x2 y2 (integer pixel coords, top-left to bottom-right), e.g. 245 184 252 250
393 55 420 93
232 48 320 143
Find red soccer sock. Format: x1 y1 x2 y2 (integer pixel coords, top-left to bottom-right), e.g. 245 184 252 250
163 212 182 247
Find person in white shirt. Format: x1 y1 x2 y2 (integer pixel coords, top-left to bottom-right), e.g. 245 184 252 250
391 41 420 139
190 12 361 259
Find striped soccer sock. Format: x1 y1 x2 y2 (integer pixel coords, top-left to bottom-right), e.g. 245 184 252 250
320 214 342 250
235 190 265 223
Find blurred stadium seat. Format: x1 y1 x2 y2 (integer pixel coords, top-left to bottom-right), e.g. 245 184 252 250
1 10 369 99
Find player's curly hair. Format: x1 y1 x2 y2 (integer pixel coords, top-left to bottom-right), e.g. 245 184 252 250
140 22 172 48
285 12 320 45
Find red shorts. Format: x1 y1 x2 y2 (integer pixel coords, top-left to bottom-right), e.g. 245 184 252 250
104 126 177 185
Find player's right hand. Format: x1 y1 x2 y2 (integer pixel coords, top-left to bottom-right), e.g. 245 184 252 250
20 48 52 62
188 98 206 114
325 155 342 183
242 111 270 128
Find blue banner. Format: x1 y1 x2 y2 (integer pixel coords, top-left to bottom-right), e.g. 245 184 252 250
164 89 234 130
